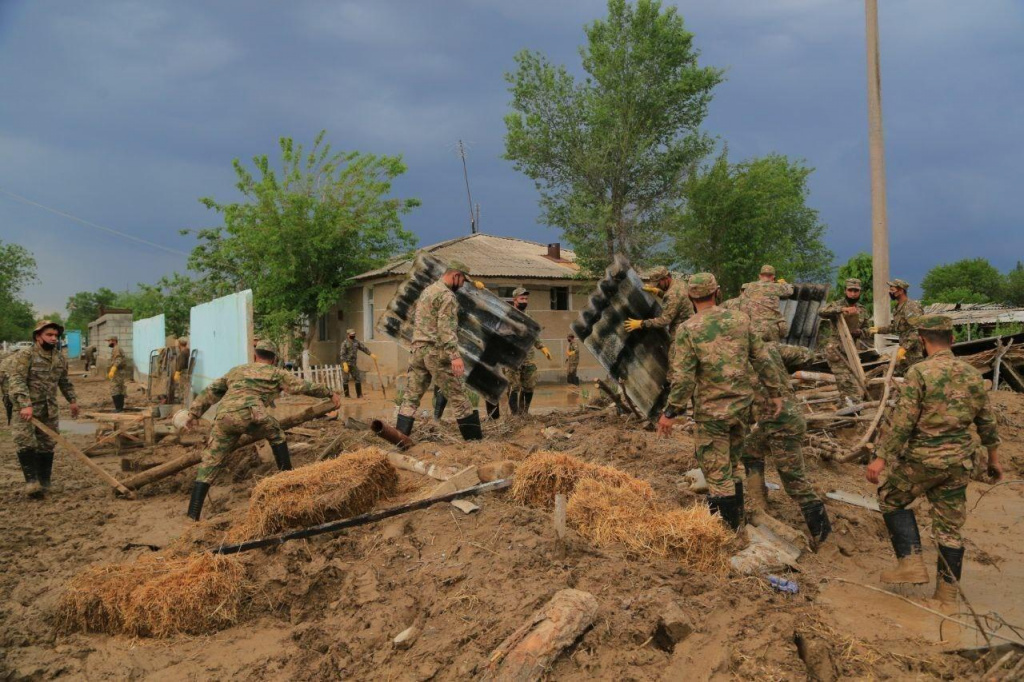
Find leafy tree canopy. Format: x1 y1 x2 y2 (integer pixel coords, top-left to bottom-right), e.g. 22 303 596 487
921 258 1004 305
0 240 38 341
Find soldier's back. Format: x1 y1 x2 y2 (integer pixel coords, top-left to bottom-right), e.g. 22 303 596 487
411 280 456 347
908 352 987 437
680 307 758 411
219 363 289 411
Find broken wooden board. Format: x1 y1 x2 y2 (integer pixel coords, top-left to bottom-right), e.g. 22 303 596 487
826 490 880 512
415 466 481 501
450 499 480 514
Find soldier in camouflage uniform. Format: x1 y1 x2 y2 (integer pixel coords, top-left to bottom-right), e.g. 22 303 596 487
395 263 483 441
7 321 80 497
182 339 341 520
624 266 694 340
1 352 16 424
867 315 1002 602
340 329 376 399
818 278 872 402
740 265 794 343
657 273 784 530
565 333 580 386
504 287 552 415
83 345 97 371
106 335 129 412
172 337 192 403
872 278 925 375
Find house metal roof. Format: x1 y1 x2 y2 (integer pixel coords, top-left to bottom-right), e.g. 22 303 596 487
924 302 1024 325
353 233 580 281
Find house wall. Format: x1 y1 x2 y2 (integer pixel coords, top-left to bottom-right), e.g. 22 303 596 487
189 290 254 393
317 278 606 385
88 313 134 369
132 314 167 381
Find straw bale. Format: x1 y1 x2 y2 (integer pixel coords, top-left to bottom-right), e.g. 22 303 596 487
56 553 247 637
232 447 397 541
566 479 729 573
509 452 654 508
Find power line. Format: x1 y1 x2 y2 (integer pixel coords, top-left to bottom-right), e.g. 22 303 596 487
0 186 191 258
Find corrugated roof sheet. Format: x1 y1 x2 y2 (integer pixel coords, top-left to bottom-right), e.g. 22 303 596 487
353 233 580 281
924 302 1024 325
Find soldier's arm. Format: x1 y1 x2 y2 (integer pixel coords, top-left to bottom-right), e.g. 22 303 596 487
279 370 334 400
57 360 77 404
664 331 698 413
774 282 794 298
874 370 924 462
973 386 1001 449
749 330 783 398
6 350 32 409
356 340 371 356
437 294 461 361
818 301 842 318
188 377 229 418
643 287 682 329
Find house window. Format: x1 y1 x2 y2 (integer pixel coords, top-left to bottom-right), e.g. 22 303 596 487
496 287 517 300
364 287 375 340
317 314 330 342
550 287 570 311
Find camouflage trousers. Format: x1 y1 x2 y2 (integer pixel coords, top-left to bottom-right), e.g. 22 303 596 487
743 396 819 506
878 458 970 549
694 415 750 497
399 347 472 420
342 368 365 384
196 406 286 483
823 341 861 401
506 363 538 392
11 400 57 453
110 374 127 397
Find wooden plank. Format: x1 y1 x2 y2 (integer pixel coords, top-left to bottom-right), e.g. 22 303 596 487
826 490 880 512
30 418 136 498
143 416 156 446
841 348 899 463
837 317 869 398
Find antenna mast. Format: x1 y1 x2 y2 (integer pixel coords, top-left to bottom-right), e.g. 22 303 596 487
456 140 477 234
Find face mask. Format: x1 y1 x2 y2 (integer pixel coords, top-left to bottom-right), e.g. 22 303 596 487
41 341 56 351
108 342 115 348
516 302 528 311
845 293 860 305
348 335 355 340
889 291 898 300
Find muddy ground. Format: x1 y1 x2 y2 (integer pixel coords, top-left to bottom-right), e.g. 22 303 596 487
1 369 1023 680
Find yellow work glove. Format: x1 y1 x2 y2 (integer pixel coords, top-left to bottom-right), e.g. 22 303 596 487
107 366 116 380
897 347 907 361
777 278 787 284
642 285 663 297
473 280 486 289
541 347 552 361
173 371 181 382
624 318 644 333
342 362 350 373
567 350 576 357
370 353 378 360
869 326 880 334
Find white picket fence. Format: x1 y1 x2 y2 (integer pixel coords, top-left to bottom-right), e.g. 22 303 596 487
290 364 346 392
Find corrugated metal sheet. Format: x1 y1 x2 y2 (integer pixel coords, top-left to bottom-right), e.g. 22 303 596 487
189 291 253 393
132 314 166 380
354 234 579 281
780 284 830 348
924 302 1024 326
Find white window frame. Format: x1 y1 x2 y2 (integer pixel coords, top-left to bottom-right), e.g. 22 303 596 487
363 286 375 340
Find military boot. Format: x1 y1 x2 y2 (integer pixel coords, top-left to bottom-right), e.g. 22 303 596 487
271 442 292 471
708 494 742 531
17 449 43 498
522 391 535 415
744 461 769 521
800 500 840 557
355 382 363 399
433 390 448 420
187 481 211 521
343 382 350 398
113 394 125 412
456 411 483 441
880 509 930 584
395 414 414 437
933 545 964 605
37 451 55 490
507 391 520 416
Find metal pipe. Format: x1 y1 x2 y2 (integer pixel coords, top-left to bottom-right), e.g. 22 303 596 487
371 419 413 450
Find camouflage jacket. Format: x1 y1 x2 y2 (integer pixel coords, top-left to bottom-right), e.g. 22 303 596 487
666 307 784 421
879 298 925 349
189 362 333 418
174 349 191 373
411 280 461 362
522 310 545 365
642 278 694 339
875 349 1000 467
109 345 129 378
5 346 77 410
818 300 872 345
340 338 371 367
740 281 793 342
84 346 97 362
0 353 16 398
565 338 579 367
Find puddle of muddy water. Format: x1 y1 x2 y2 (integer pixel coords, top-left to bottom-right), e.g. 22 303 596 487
60 421 97 435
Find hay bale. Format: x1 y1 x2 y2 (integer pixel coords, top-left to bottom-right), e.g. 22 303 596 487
232 447 397 541
566 479 729 573
56 553 247 637
510 452 654 508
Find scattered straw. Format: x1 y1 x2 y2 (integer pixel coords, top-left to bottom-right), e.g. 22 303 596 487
56 553 247 637
230 447 397 541
566 479 730 572
509 452 654 507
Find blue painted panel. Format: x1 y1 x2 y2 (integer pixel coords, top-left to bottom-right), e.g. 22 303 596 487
132 315 166 379
64 330 82 359
189 290 253 393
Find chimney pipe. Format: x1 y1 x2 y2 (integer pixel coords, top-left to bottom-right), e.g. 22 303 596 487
547 243 561 260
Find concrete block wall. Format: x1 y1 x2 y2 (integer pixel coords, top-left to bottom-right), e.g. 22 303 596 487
88 313 134 368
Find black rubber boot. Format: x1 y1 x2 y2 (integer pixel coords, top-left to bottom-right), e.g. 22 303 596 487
800 500 833 546
187 481 211 521
708 494 742 531
734 479 744 526
271 442 292 471
506 391 519 415
37 451 54 489
17 449 39 485
880 509 929 584
522 391 535 415
433 390 448 420
456 411 483 441
343 382 350 398
355 382 363 399
113 394 125 412
485 401 500 420
395 414 414 437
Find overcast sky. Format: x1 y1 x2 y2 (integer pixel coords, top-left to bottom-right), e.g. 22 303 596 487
1 0 1021 315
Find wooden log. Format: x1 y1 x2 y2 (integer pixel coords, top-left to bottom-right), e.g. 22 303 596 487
120 400 335 490
481 589 599 682
387 453 460 481
840 348 899 463
792 371 836 384
837 317 869 398
30 418 136 499
143 416 156 446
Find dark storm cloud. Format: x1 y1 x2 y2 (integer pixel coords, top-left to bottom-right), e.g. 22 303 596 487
0 0 1020 313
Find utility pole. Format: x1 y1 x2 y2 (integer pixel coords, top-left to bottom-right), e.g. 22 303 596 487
456 140 477 234
865 0 891 341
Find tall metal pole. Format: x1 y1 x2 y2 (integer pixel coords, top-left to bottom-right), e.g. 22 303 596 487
457 140 477 234
865 0 891 340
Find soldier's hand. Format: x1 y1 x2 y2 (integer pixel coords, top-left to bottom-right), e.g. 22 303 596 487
184 415 198 432
987 447 1003 482
624 318 644 333
865 458 886 484
451 357 466 378
370 353 378 360
842 306 859 316
19 406 33 422
70 402 80 419
541 346 552 361
656 413 675 437
331 392 342 409
342 362 349 373
777 278 787 284
770 397 783 418
642 285 663 297
173 371 181 382
473 280 486 290
107 367 116 380
869 326 880 334
896 347 907 361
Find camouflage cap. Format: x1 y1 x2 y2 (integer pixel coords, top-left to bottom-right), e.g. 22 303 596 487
887 278 910 291
177 336 189 345
844 278 862 290
512 286 529 297
33 319 65 336
648 266 670 281
687 272 719 298
346 328 356 336
106 334 119 342
910 314 953 332
760 264 776 276
446 259 470 275
254 339 278 354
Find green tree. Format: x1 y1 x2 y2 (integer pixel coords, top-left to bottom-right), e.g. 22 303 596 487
1004 261 1024 306
0 240 38 341
834 252 874 306
921 258 1004 305
671 150 833 296
186 131 419 346
65 287 120 332
115 273 205 337
504 0 723 272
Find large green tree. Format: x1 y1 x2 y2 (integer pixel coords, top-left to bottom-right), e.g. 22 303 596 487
65 287 120 332
504 0 722 272
921 258 1004 305
671 151 833 296
115 273 205 337
185 131 419 345
1005 261 1024 306
0 240 38 341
